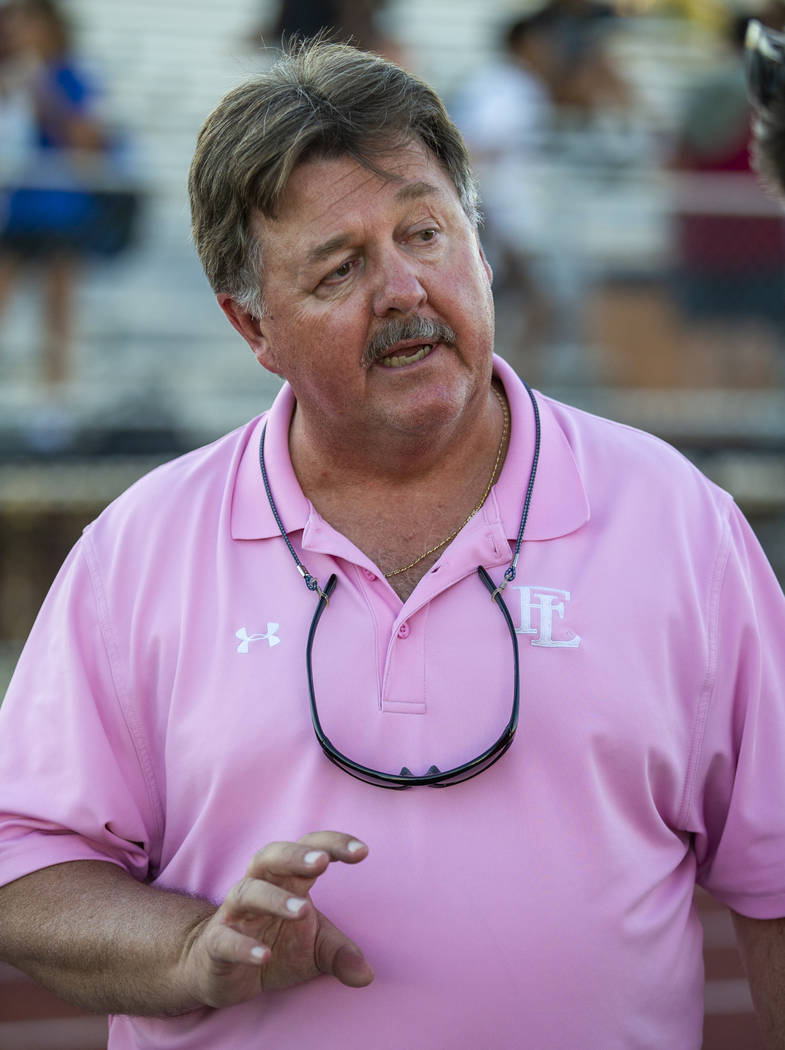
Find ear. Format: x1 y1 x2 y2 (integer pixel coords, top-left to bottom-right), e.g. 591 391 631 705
217 294 281 375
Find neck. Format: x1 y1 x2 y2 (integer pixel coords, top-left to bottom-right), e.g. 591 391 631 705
291 376 505 483
382 385 508 581
290 380 510 600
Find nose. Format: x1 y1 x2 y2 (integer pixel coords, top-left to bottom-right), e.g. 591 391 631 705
371 250 427 317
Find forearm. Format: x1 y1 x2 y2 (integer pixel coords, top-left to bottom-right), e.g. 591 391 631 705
0 833 372 1016
0 860 216 1016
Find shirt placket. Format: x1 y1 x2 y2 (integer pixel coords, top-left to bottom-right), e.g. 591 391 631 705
380 602 429 715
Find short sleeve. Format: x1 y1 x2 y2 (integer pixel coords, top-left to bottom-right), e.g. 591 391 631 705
690 502 785 917
0 538 159 887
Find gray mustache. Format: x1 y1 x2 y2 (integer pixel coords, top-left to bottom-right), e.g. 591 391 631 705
363 317 456 368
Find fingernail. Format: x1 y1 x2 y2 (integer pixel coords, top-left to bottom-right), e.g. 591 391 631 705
251 946 267 962
286 897 307 915
304 850 327 865
347 840 366 854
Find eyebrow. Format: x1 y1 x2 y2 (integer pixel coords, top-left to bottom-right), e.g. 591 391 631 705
306 234 353 267
394 180 443 203
303 180 444 268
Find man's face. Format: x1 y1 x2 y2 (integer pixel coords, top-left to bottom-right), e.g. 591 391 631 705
228 141 495 450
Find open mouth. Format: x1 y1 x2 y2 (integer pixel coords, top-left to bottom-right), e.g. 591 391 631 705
379 343 435 368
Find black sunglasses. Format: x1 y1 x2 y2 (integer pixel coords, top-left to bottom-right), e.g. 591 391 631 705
259 381 541 788
304 568 520 789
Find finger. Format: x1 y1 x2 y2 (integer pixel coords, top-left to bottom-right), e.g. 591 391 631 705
244 841 331 884
297 831 369 864
222 875 311 924
246 833 368 882
204 920 272 968
313 913 374 989
332 943 375 988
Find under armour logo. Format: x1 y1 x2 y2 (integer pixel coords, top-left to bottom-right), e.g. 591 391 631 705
512 586 581 649
236 624 280 653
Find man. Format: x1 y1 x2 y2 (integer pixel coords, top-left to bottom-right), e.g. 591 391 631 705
0 39 784 1050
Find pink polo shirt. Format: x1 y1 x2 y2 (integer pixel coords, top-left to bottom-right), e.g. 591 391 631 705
1 356 785 1049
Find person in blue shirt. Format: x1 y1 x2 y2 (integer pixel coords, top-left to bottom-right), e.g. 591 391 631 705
0 0 105 386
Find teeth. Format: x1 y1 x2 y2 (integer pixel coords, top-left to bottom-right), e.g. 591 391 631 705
380 344 433 368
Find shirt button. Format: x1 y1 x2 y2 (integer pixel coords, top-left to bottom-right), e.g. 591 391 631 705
362 568 377 581
397 622 410 639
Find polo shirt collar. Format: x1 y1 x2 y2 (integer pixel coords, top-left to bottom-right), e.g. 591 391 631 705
492 355 589 542
230 356 590 544
230 382 307 541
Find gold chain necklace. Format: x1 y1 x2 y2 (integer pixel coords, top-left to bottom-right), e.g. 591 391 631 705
383 385 509 579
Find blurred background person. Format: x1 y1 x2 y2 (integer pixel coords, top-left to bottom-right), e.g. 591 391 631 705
450 11 560 370
450 5 638 386
539 0 632 116
0 0 112 388
668 3 785 385
248 0 404 61
271 0 384 51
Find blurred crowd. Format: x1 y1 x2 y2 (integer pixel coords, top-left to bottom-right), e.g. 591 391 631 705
449 0 785 387
1 0 785 397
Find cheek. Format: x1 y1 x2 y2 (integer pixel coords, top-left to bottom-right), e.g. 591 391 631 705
276 311 370 389
437 259 493 318
298 302 370 356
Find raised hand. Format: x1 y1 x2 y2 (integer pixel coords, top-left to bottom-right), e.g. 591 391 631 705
181 831 373 1009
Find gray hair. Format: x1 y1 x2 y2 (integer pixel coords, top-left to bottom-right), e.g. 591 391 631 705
188 39 480 318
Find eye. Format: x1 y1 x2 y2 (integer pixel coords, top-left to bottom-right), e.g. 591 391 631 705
320 258 357 287
417 228 438 242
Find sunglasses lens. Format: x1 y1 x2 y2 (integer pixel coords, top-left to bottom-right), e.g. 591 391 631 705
320 730 516 789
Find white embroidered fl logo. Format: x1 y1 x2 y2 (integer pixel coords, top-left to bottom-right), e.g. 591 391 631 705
236 624 281 652
512 586 581 648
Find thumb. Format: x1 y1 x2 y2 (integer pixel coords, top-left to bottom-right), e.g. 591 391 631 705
314 914 374 988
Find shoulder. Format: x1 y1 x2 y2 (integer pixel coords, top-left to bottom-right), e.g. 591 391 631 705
83 417 262 563
542 393 720 480
540 392 734 527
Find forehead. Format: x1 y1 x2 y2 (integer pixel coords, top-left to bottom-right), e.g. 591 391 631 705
257 143 461 250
